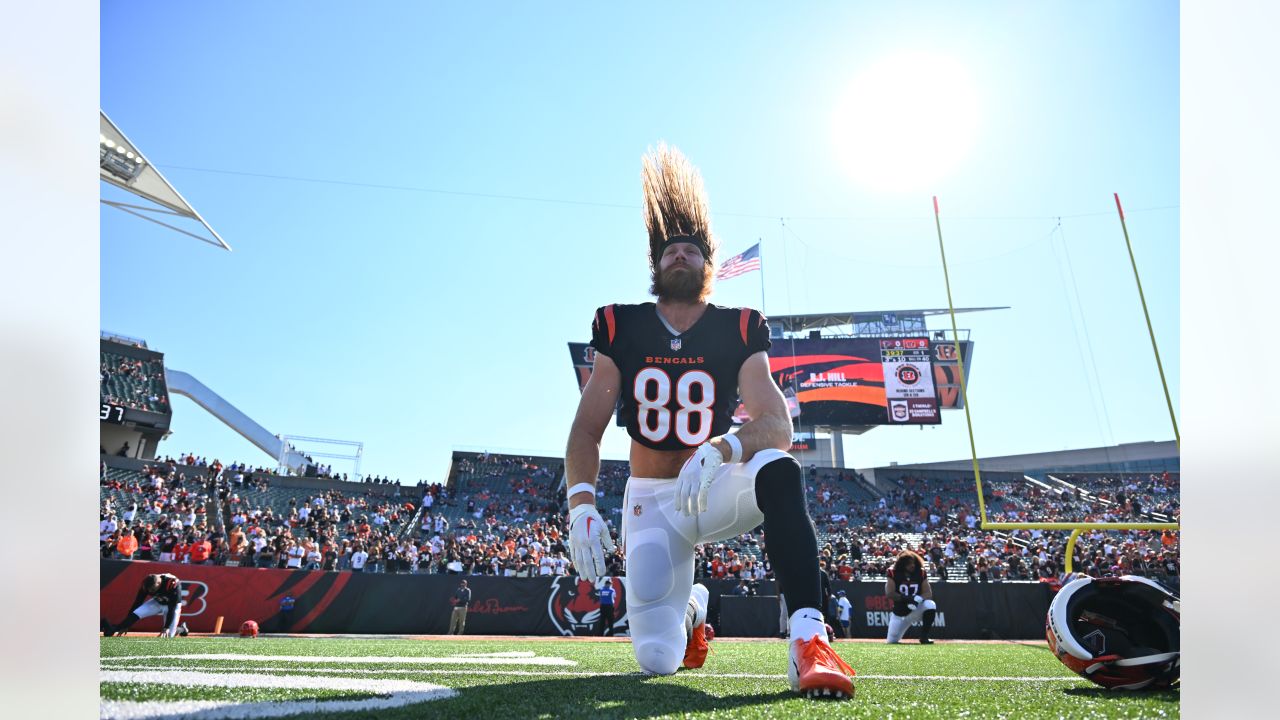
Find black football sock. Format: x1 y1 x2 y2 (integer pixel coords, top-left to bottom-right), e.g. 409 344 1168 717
115 612 141 635
922 609 937 638
755 456 822 612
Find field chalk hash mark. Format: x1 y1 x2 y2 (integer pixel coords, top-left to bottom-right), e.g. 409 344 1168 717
99 670 455 719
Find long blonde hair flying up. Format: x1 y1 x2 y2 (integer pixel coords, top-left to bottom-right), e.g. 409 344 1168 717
641 142 718 276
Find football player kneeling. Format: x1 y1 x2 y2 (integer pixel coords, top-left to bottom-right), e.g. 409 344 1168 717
102 573 184 638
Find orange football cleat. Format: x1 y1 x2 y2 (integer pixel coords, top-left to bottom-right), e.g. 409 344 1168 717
682 622 709 668
681 583 712 669
789 634 856 699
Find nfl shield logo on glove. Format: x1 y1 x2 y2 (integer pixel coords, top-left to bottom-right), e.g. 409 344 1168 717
633 504 643 516
670 337 682 351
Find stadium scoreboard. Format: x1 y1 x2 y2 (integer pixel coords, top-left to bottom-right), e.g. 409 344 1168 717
765 337 940 426
879 338 940 423
568 335 953 428
100 403 127 424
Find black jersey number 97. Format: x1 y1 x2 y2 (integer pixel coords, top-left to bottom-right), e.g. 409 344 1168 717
633 367 716 446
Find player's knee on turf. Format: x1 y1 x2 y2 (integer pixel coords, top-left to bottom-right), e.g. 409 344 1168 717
630 603 687 675
634 639 683 676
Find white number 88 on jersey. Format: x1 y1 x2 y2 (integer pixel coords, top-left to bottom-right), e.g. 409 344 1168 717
633 367 716 446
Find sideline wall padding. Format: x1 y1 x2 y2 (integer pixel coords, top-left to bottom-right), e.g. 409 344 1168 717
101 561 1050 639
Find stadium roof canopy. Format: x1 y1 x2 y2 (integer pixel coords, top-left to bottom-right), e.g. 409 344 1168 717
768 306 1009 334
100 110 231 251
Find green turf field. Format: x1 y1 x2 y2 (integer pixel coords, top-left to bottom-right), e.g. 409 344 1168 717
100 636 1179 719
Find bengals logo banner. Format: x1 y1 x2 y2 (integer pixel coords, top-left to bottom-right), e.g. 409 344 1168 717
547 576 628 636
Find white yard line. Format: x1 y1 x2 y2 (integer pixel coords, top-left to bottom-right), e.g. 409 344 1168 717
102 662 1081 682
101 653 575 666
99 670 455 719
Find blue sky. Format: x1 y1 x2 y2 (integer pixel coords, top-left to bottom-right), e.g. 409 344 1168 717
101 1 1178 482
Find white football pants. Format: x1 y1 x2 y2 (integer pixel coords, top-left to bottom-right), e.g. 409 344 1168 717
886 599 937 643
621 448 790 675
134 598 184 637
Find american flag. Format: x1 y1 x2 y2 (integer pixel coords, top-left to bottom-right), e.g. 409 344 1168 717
715 242 761 280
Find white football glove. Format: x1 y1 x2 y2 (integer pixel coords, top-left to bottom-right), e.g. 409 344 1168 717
567 504 615 583
674 442 725 516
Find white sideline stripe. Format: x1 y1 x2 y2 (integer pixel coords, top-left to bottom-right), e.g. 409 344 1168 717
104 663 1081 683
101 653 575 666
99 670 455 719
454 651 537 658
858 675 1079 682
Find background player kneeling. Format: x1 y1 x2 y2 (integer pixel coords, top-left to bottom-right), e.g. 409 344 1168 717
885 551 938 644
102 572 184 638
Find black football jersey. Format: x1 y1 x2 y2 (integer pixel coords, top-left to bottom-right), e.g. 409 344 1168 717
888 564 925 614
151 573 181 604
133 572 182 611
589 302 771 451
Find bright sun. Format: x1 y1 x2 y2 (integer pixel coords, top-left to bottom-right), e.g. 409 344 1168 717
832 51 981 192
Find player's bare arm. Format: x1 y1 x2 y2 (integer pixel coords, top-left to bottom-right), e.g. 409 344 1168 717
919 576 933 599
565 352 621 509
885 578 902 600
564 351 620 582
717 350 792 462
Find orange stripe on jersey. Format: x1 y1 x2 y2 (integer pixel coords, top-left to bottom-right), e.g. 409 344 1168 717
604 304 617 344
739 309 751 345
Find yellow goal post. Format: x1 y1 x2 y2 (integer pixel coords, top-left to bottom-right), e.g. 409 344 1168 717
930 196 1178 576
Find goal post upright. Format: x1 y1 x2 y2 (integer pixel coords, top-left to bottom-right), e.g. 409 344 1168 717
1113 193 1180 449
932 196 988 525
931 197 1178 572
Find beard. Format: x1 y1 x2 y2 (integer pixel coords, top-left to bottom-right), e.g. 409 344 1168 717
651 263 711 303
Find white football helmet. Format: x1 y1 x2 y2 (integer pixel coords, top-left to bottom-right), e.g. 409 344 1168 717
1046 575 1179 690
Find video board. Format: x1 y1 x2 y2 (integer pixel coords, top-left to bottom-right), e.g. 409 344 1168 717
567 336 943 427
932 339 975 410
767 337 940 425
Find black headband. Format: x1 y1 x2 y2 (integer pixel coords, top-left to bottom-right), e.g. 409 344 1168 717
659 234 711 259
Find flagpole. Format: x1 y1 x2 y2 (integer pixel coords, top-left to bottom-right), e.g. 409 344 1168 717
757 238 767 314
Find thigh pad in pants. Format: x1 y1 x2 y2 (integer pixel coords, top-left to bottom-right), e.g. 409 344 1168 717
621 478 696 675
134 598 167 620
695 448 790 544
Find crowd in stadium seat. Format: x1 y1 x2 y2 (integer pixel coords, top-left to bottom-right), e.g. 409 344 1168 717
100 460 217 562
100 450 1178 591
1046 472 1180 521
100 349 169 413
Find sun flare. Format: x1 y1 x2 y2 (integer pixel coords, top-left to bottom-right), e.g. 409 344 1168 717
832 51 981 192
